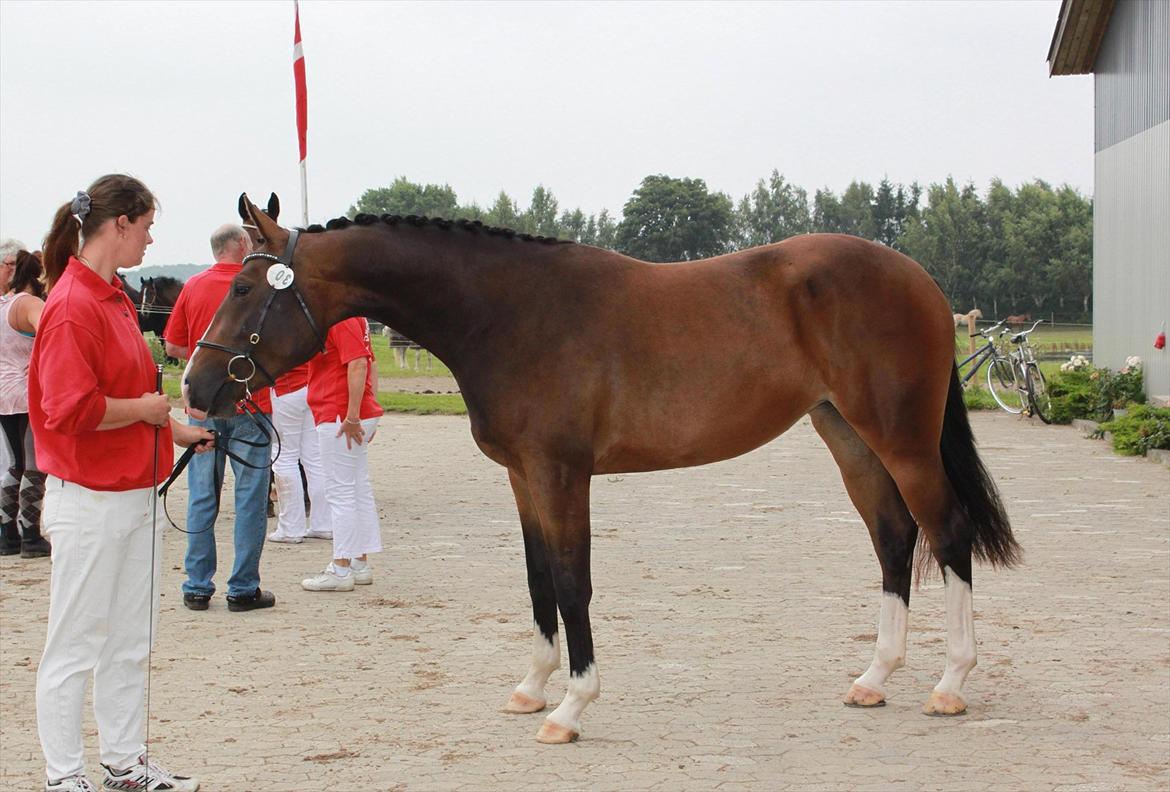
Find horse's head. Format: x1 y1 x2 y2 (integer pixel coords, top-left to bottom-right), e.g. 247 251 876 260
184 194 328 418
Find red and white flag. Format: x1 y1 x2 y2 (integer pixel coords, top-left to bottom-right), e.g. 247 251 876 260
293 0 308 165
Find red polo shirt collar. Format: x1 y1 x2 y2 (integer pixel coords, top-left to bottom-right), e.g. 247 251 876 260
67 257 128 302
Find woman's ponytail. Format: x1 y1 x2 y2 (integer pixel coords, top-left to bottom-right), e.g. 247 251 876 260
42 202 79 290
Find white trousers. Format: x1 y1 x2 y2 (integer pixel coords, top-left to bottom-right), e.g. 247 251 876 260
36 476 162 782
270 386 329 538
316 417 382 560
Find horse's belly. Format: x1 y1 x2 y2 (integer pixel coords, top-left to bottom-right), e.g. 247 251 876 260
593 391 813 474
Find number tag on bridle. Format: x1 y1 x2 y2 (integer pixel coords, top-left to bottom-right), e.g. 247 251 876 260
267 263 294 290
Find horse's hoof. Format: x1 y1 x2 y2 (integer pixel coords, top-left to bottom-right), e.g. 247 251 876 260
535 719 579 744
922 691 967 716
843 684 886 708
503 691 547 714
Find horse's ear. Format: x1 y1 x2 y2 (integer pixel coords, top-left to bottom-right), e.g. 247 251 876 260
267 193 280 222
244 194 287 248
238 193 248 223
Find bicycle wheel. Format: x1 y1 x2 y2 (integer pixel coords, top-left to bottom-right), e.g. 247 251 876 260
986 357 1026 413
1026 363 1053 424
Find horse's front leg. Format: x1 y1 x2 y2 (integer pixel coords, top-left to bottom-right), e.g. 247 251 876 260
503 469 561 715
523 459 598 744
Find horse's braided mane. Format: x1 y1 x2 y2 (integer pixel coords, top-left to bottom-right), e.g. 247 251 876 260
302 213 570 246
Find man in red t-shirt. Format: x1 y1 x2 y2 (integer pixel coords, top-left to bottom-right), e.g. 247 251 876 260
164 224 276 613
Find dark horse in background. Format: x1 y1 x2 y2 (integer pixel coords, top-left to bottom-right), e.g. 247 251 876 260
184 197 1019 744
118 273 183 364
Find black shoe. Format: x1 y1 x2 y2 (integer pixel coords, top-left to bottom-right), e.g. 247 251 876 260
20 536 51 558
183 592 211 611
226 588 276 612
0 524 20 556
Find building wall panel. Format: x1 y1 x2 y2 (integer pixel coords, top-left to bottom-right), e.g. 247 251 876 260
1094 0 1170 151
1093 119 1170 400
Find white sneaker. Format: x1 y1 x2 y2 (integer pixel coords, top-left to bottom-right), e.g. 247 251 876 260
46 776 98 792
101 755 199 791
301 564 355 591
305 530 333 540
351 562 373 585
267 532 304 544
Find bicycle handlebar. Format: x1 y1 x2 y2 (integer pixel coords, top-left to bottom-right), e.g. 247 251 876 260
973 320 1007 339
1010 319 1045 343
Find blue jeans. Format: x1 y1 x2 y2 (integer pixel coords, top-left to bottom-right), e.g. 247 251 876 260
181 413 272 598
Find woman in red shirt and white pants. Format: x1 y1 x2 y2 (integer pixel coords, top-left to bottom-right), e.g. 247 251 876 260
301 317 384 591
32 175 213 792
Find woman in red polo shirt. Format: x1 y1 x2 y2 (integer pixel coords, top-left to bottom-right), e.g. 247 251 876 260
32 175 211 792
301 317 384 592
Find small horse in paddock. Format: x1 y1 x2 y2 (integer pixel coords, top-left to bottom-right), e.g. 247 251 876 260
381 324 433 370
184 198 1020 744
1005 312 1032 329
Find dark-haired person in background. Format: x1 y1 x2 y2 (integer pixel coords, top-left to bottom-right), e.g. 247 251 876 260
1 249 49 557
33 174 212 792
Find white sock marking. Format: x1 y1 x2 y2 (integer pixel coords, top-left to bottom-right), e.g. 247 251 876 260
854 590 909 695
514 624 560 702
934 565 977 696
546 662 600 734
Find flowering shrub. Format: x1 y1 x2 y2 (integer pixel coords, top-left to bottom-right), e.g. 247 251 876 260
1046 357 1146 423
1060 354 1091 372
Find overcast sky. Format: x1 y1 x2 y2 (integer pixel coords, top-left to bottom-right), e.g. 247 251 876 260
0 0 1092 267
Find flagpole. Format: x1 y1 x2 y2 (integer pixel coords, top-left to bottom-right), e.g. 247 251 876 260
300 161 309 227
294 0 309 225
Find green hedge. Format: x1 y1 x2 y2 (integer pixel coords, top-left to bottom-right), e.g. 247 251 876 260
1097 405 1170 456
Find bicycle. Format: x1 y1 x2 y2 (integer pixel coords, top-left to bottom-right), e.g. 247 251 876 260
957 320 1027 414
1003 319 1053 424
958 319 1054 422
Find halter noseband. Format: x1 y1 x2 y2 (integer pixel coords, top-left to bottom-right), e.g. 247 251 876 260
194 227 325 396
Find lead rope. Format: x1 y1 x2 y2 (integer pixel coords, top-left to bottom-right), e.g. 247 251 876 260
145 363 163 785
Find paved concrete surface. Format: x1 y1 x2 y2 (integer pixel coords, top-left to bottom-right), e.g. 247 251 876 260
2 412 1167 791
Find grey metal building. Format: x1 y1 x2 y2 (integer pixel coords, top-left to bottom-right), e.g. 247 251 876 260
1049 0 1170 402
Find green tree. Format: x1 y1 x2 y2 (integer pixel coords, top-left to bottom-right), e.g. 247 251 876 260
485 191 522 229
735 170 811 248
812 188 844 233
594 209 618 250
349 177 459 218
839 180 877 239
522 185 561 237
897 177 985 311
615 175 735 262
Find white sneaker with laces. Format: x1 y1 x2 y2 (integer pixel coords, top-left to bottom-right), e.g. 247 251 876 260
351 562 373 585
302 564 355 591
45 776 98 792
304 529 333 540
101 755 199 791
266 531 304 544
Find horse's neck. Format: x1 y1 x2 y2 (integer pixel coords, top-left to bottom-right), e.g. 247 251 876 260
330 228 551 369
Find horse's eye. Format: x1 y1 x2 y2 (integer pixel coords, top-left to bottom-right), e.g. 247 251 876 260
233 283 251 297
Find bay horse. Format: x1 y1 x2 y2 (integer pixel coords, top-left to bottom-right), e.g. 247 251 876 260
183 197 1019 744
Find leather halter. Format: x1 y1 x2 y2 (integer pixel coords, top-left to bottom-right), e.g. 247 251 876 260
162 229 324 530
194 227 325 397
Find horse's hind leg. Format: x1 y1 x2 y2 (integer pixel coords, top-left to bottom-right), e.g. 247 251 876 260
503 469 561 715
810 404 917 708
838 410 979 716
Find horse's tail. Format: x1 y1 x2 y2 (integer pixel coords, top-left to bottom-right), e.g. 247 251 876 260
918 364 1021 579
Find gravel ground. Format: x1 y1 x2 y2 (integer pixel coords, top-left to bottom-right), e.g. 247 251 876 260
1 411 1167 791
